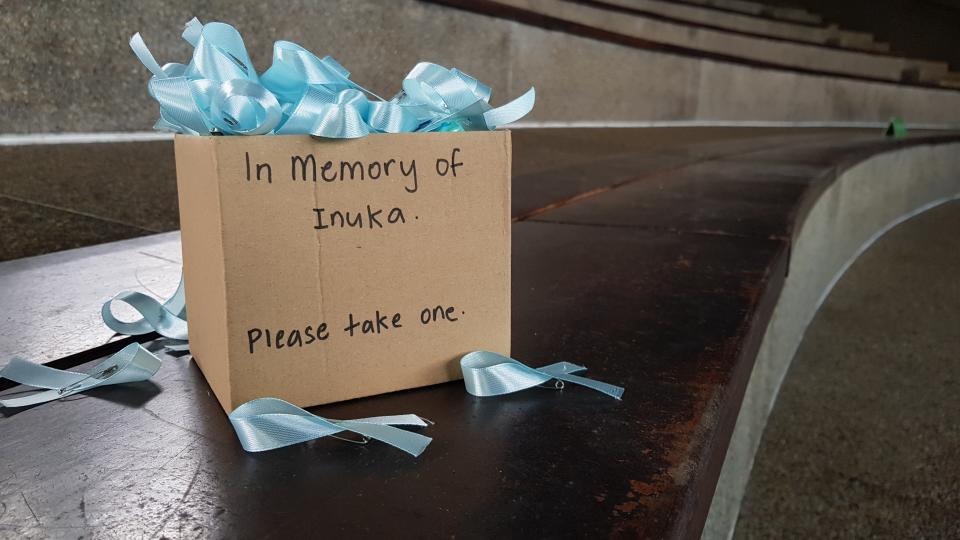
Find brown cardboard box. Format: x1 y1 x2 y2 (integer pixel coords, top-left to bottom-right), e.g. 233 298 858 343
174 132 511 413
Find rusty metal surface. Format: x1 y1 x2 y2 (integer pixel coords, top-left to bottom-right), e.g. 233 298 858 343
1 130 958 538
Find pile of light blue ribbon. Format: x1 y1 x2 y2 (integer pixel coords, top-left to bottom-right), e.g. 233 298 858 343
130 18 536 138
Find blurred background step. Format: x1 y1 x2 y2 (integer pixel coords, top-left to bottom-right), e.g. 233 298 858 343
586 0 886 51
660 0 824 24
940 73 960 89
497 0 952 84
757 0 960 73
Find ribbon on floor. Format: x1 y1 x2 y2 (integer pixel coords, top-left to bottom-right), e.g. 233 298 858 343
0 343 162 408
130 18 535 138
461 351 624 400
228 397 433 456
102 275 188 341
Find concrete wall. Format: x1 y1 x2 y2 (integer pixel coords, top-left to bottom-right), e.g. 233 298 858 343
2 0 959 134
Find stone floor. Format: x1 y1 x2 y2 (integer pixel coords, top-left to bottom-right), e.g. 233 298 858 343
736 200 960 538
0 142 177 260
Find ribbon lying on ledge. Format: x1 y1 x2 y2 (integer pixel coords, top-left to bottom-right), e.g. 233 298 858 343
102 276 188 341
130 18 535 138
228 397 433 456
0 343 162 408
461 351 625 400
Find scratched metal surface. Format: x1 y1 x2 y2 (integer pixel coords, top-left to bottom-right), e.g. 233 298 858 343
2 132 959 539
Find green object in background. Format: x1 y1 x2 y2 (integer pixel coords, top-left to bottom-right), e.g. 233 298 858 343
885 118 908 138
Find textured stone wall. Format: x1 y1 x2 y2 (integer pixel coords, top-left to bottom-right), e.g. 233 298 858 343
1 0 515 133
2 0 959 133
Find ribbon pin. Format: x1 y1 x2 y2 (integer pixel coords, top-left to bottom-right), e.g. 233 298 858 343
461 351 624 400
0 343 162 408
228 397 433 456
102 275 188 341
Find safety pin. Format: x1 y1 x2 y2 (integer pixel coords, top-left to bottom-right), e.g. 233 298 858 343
536 379 565 391
329 432 371 445
57 365 120 395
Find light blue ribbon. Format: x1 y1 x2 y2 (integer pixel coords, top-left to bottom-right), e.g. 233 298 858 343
101 275 188 341
0 343 162 408
131 18 535 138
461 351 625 400
229 397 432 456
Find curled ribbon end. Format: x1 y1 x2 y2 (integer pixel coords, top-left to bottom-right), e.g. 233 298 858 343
408 437 432 458
130 33 166 78
483 86 536 130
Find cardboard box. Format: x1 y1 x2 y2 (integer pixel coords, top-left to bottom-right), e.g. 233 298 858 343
174 132 511 412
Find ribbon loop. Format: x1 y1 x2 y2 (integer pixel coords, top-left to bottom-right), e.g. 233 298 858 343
461 351 624 400
187 22 258 82
148 77 210 135
228 397 432 456
0 343 162 408
102 275 188 340
402 62 478 114
209 78 282 135
263 41 362 95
